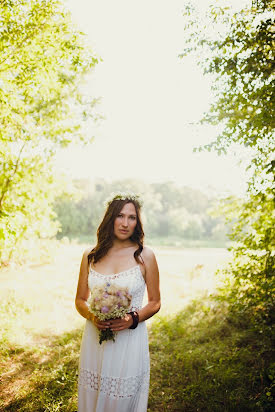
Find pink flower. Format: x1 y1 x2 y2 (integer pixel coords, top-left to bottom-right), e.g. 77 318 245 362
103 292 109 298
101 306 109 313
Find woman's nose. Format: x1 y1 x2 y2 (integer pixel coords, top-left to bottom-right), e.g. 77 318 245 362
122 217 128 226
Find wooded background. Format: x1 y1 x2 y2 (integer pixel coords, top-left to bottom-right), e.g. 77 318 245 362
0 0 274 410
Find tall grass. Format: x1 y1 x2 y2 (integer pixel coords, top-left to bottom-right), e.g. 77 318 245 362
1 298 273 411
148 299 274 412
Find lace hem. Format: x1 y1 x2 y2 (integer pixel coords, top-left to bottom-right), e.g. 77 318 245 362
78 367 150 399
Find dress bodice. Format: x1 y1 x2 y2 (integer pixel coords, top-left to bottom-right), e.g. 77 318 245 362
88 265 146 312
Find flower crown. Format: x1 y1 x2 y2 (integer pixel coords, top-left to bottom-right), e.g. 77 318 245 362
104 192 143 208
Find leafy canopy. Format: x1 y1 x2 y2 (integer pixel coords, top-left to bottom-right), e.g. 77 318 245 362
180 0 274 193
0 0 100 262
180 0 275 328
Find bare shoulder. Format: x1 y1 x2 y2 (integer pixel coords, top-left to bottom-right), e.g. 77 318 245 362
83 247 93 258
142 246 156 260
141 246 158 267
80 247 94 270
141 246 159 286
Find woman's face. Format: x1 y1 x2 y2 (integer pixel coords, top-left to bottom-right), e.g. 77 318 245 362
113 202 137 240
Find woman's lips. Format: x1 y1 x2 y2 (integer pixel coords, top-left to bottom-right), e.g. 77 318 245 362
119 229 129 233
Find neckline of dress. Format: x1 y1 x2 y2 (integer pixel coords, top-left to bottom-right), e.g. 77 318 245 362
89 264 141 278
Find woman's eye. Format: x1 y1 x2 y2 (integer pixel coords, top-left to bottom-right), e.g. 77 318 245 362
117 214 135 219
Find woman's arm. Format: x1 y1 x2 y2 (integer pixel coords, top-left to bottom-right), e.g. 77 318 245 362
75 249 111 330
137 246 161 322
75 248 93 321
110 246 161 331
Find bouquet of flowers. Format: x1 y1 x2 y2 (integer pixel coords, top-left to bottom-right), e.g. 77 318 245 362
87 281 132 344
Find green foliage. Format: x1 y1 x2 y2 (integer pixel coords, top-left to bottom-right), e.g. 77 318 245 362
181 1 275 327
0 0 100 263
180 1 274 191
215 188 275 332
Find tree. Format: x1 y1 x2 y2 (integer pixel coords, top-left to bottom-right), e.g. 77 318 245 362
181 0 274 192
0 0 100 262
53 178 227 244
180 0 274 328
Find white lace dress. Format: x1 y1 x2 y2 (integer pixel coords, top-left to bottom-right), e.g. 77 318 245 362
78 264 150 412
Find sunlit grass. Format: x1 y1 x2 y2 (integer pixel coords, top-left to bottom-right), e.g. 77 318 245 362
148 299 274 412
1 329 81 411
0 242 233 410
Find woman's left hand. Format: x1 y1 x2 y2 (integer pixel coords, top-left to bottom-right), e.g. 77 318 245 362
109 314 133 331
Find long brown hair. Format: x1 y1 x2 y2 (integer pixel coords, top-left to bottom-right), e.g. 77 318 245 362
88 198 144 265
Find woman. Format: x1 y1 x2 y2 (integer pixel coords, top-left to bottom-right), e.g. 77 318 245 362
75 193 161 412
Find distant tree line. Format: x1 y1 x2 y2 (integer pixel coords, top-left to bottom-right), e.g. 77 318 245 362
53 178 230 245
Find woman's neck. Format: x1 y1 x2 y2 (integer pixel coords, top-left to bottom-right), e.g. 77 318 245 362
112 238 135 250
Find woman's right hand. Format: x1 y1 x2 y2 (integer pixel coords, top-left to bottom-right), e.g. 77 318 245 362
89 313 111 330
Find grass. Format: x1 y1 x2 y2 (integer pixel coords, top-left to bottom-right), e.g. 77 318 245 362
1 329 81 411
1 298 273 411
148 299 274 412
1 243 273 411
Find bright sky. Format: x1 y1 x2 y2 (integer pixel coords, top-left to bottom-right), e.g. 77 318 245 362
57 0 250 197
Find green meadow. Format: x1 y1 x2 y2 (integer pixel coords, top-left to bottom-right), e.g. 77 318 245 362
1 1 274 411
1 244 273 411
